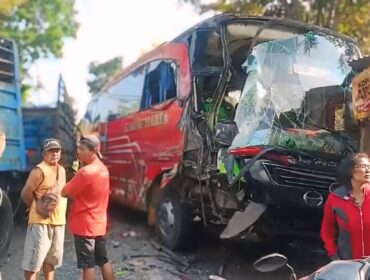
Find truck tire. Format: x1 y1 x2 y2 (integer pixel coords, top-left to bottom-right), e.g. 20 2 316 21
155 189 194 250
0 189 13 264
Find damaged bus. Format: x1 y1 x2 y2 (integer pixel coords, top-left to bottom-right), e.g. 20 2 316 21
80 14 362 249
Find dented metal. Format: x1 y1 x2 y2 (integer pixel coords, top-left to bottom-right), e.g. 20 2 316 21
81 15 364 247
180 17 361 240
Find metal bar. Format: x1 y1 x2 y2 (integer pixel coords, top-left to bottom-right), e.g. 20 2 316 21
0 45 12 53
0 70 13 77
283 180 328 189
264 163 336 177
279 175 334 184
264 162 336 175
0 58 13 65
272 167 335 181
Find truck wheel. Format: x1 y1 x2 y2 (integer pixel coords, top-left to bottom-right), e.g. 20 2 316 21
155 189 194 250
0 189 13 263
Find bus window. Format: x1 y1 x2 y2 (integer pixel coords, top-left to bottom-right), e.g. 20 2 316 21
192 29 223 68
194 73 221 113
140 60 177 110
107 65 146 119
79 97 99 134
191 29 224 113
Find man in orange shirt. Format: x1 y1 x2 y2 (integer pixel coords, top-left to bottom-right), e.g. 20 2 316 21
62 135 114 280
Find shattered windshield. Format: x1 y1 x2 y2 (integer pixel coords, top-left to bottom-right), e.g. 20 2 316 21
231 32 358 156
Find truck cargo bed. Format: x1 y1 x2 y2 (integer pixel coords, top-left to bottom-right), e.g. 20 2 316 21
23 103 76 169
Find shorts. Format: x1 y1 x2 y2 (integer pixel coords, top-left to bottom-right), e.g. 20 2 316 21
74 235 109 269
22 224 65 272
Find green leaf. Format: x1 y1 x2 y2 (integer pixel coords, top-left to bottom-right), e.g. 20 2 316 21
87 57 124 95
0 0 79 67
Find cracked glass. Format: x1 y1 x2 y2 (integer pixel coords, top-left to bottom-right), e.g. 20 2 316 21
231 32 359 156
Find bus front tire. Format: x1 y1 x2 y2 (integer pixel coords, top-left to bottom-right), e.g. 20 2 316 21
155 189 194 250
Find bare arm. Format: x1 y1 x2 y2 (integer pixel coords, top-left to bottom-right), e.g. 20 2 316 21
21 167 44 207
61 169 86 199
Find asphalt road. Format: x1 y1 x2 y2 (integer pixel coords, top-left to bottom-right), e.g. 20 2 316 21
1 205 329 280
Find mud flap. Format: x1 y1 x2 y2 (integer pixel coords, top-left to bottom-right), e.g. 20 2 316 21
220 201 266 239
147 206 157 226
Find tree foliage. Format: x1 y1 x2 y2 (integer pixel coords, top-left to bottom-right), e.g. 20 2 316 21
0 0 79 66
0 0 78 102
0 0 27 16
87 57 123 95
185 0 370 53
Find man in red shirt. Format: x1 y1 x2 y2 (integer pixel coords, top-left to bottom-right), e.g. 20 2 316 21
62 135 114 280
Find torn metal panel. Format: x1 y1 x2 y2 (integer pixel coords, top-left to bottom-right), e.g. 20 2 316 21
231 32 357 155
159 164 179 190
220 201 266 239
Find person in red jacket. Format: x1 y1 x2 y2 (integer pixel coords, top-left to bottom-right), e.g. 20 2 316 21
321 153 370 260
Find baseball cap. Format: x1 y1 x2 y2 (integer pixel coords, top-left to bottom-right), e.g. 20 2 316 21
43 138 62 151
80 135 103 159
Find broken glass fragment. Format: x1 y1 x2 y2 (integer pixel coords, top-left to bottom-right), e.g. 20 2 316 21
231 32 357 156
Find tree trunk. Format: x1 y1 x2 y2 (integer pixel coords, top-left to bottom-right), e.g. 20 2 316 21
331 0 348 30
315 0 323 26
326 0 337 28
285 0 303 20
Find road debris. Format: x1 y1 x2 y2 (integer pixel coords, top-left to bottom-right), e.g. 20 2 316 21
149 239 190 268
218 263 225 276
122 230 137 237
123 253 163 260
3 205 328 279
165 268 185 278
128 258 145 267
115 267 132 278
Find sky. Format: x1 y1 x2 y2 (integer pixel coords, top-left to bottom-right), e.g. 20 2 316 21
28 0 213 120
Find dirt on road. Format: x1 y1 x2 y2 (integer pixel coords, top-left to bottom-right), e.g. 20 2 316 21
1 205 329 280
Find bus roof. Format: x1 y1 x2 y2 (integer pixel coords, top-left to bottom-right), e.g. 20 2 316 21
171 13 358 45
103 14 360 93
103 42 187 92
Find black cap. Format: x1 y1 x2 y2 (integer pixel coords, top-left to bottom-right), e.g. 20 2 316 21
43 138 62 151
